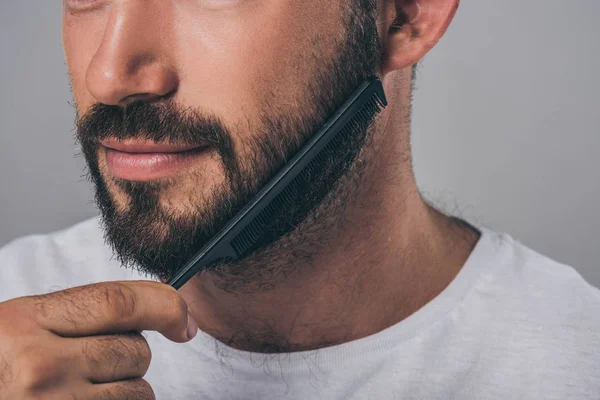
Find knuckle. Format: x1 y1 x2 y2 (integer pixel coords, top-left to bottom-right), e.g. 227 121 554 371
123 333 152 375
84 333 152 379
96 379 155 400
111 378 155 400
81 338 102 370
130 378 156 400
137 336 153 372
15 349 58 392
100 283 138 321
30 287 91 329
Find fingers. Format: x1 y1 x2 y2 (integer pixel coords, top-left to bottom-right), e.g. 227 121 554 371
71 332 152 384
86 378 155 400
0 283 173 399
27 281 196 343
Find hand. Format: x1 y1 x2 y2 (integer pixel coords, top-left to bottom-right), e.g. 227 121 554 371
0 281 198 399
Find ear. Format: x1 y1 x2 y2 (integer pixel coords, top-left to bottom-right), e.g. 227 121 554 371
379 0 460 76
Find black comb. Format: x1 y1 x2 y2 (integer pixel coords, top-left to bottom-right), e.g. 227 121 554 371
168 77 387 289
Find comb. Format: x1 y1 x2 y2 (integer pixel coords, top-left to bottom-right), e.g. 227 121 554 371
168 77 387 289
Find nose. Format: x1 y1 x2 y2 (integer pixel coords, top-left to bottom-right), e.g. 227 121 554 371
85 2 178 107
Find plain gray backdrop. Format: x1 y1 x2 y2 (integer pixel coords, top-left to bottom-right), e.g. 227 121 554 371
1 1 598 287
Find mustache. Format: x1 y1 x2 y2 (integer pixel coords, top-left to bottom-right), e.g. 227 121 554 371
75 100 232 150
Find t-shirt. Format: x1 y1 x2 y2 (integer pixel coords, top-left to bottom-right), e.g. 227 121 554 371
0 217 599 400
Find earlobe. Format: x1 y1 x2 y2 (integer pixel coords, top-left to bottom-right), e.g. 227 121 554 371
380 0 459 77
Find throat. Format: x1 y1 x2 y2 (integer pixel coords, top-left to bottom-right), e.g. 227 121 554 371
206 327 342 354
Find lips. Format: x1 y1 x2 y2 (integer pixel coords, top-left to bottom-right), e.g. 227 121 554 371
100 139 212 181
100 139 206 154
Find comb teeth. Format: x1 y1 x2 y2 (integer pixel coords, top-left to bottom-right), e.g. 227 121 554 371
230 88 385 256
168 78 387 289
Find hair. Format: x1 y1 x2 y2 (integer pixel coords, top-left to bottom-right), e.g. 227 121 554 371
412 62 419 84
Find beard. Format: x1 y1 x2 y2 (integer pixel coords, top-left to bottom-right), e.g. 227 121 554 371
76 1 382 291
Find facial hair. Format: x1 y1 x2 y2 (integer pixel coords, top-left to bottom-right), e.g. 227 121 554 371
76 0 382 292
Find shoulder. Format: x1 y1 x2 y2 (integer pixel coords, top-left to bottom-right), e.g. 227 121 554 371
0 217 143 301
484 231 600 322
472 230 600 389
480 230 600 333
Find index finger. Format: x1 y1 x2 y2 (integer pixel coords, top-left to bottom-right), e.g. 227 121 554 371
26 281 196 343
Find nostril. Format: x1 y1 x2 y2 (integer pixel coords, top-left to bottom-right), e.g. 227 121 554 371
120 93 162 107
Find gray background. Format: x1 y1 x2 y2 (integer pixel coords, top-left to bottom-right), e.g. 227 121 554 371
1 1 598 287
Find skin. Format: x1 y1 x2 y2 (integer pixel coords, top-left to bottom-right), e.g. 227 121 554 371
0 281 197 398
0 0 477 398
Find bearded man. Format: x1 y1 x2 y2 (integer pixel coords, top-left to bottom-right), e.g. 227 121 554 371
0 0 598 399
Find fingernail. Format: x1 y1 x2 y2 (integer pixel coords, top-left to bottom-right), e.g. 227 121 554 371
186 311 199 340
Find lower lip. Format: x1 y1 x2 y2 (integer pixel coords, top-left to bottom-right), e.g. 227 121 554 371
104 146 212 181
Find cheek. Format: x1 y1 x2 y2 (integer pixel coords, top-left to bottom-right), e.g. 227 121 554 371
173 2 342 138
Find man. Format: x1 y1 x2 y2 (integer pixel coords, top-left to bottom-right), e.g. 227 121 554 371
0 0 598 399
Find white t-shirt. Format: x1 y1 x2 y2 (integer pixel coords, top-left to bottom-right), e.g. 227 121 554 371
0 217 599 400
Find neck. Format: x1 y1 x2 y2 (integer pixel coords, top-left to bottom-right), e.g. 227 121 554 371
180 75 481 353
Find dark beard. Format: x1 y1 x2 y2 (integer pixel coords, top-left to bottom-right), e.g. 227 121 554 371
76 1 382 290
